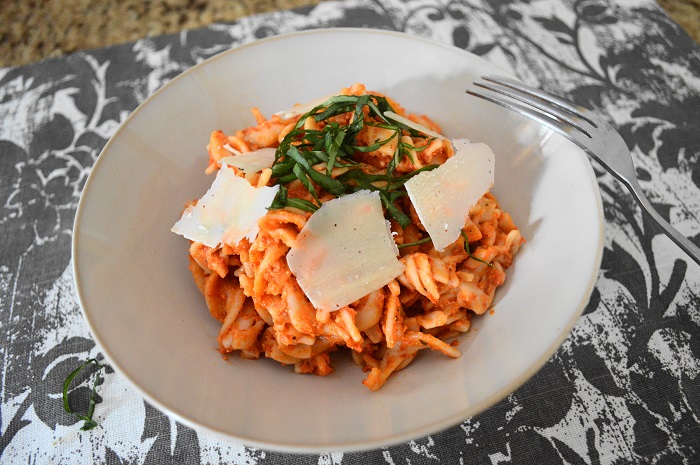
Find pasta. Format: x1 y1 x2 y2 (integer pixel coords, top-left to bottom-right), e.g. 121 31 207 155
178 84 524 390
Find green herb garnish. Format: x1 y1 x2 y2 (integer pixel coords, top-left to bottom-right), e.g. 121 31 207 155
267 93 435 228
397 237 433 249
269 185 319 212
63 358 106 431
461 230 494 267
334 166 438 228
387 135 436 176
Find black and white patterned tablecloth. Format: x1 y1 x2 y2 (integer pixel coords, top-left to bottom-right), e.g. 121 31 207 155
1 0 699 463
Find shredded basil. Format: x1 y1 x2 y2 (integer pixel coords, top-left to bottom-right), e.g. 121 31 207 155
269 94 434 226
397 237 433 249
63 358 105 431
268 185 318 213
461 230 494 267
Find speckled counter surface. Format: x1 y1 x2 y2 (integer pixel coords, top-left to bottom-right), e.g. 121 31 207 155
1 0 698 68
0 0 326 67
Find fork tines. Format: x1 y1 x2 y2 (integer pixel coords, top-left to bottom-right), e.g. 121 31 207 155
467 75 596 140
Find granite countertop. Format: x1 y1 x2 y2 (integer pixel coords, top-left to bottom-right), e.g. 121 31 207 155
1 0 699 68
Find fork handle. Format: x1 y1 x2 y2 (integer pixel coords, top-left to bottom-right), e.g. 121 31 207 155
627 179 700 267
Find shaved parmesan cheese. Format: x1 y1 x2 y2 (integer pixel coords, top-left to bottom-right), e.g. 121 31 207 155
172 167 279 248
220 147 276 173
274 93 335 120
384 111 445 140
287 190 404 311
405 139 495 252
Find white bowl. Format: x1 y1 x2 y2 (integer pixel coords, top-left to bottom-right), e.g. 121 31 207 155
72 28 603 453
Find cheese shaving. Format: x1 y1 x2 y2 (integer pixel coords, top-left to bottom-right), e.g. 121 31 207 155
384 111 445 140
171 167 279 247
274 93 335 120
405 139 495 251
287 190 404 311
220 147 276 173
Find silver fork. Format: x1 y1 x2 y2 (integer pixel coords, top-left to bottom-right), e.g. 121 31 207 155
467 75 700 267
